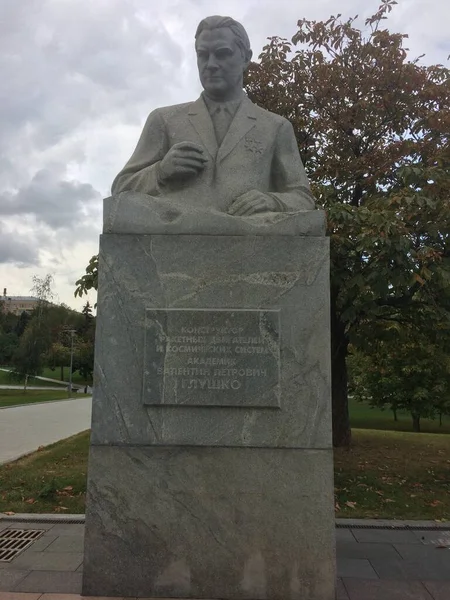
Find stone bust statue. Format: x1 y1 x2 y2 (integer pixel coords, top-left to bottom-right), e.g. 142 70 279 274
111 15 315 216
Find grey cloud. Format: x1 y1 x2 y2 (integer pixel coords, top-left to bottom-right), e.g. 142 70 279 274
0 168 101 229
0 226 40 266
0 0 185 158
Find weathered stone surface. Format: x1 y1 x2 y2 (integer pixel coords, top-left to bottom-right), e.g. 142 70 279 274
90 233 331 448
82 445 336 600
104 193 326 236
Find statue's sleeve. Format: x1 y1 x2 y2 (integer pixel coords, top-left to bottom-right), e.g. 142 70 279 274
111 110 169 196
269 119 316 211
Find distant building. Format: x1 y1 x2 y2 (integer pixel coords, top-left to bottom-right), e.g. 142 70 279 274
1 288 40 316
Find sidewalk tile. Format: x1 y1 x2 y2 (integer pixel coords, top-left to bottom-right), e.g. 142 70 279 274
0 573 30 593
370 557 450 581
14 572 82 594
0 524 55 532
25 536 58 553
351 529 420 544
343 578 433 599
337 558 378 579
338 541 400 560
394 544 450 561
8 553 83 572
0 594 41 600
39 596 82 600
336 529 357 542
413 531 450 546
43 537 84 554
336 578 350 599
423 581 450 600
45 526 84 537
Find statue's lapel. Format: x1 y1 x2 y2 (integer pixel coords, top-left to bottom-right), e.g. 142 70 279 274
187 97 218 158
217 97 257 163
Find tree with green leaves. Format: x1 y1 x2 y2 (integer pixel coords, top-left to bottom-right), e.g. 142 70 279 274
350 321 450 432
12 275 56 381
75 2 450 445
243 0 450 445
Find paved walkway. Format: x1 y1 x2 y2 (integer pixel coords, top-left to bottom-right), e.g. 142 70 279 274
0 398 92 464
0 518 449 599
0 386 72 391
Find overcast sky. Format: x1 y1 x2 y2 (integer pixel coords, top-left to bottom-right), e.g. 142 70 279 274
1 0 448 310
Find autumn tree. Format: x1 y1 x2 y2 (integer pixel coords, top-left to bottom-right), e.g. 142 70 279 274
243 0 450 445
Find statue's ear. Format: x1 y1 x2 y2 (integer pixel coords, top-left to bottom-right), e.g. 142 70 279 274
244 49 253 70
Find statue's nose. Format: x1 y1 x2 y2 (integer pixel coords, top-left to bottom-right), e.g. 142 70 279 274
206 56 219 70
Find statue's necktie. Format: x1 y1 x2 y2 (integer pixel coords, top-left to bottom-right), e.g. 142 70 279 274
212 106 231 146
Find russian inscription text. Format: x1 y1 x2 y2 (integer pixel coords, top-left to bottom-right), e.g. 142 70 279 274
143 309 280 407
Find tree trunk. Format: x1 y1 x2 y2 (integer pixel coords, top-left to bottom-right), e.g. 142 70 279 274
412 414 421 432
393 408 398 421
331 294 351 447
60 365 64 381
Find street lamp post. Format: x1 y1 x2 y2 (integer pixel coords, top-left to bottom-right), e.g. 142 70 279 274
67 329 76 398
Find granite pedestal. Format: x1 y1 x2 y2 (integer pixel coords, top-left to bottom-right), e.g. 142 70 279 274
83 196 336 599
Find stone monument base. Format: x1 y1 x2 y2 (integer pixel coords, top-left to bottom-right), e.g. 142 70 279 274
83 445 335 599
83 211 335 599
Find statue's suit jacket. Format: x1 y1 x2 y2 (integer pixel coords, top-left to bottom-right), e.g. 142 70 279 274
112 95 315 212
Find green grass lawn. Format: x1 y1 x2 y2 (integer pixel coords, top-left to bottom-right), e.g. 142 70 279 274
0 428 449 518
0 369 55 388
0 367 91 387
335 429 450 519
349 397 450 434
0 389 89 408
39 366 91 386
0 431 89 514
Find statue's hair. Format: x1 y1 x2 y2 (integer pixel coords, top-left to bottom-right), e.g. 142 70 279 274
195 15 251 57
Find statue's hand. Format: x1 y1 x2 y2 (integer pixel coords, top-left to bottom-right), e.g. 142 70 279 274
159 142 208 183
228 190 278 216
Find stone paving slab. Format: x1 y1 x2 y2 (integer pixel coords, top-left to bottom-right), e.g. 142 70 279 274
338 541 401 560
413 531 450 545
335 529 357 543
43 538 84 554
0 588 450 600
370 556 450 581
394 543 450 561
336 578 350 599
7 553 83 573
337 558 379 579
342 578 434 599
13 573 83 594
0 572 31 593
351 528 421 544
423 581 450 600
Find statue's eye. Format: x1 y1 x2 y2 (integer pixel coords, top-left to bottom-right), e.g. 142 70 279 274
197 50 208 60
216 49 232 59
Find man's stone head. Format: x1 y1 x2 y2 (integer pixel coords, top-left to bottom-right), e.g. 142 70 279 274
195 16 253 101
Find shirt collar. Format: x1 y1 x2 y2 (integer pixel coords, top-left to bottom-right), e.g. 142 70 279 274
202 91 244 117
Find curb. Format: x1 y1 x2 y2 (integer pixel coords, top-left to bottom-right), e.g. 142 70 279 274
2 514 450 530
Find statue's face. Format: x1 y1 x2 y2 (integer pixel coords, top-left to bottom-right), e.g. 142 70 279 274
196 27 250 100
